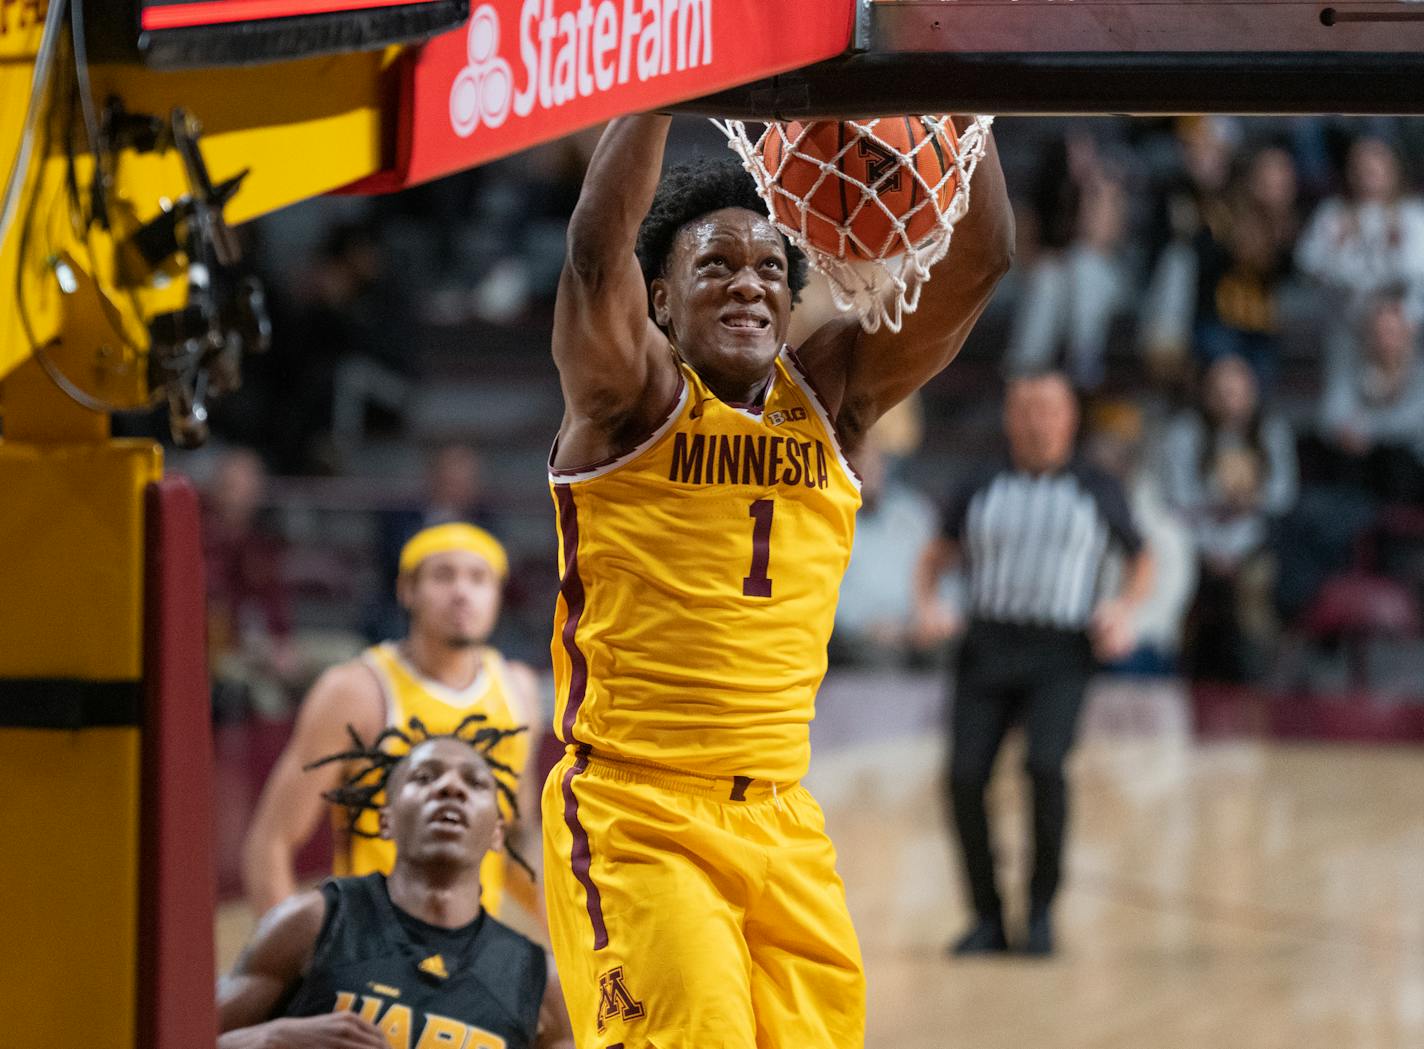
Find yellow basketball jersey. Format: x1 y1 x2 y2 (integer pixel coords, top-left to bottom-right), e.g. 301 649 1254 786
548 348 862 782
335 642 531 904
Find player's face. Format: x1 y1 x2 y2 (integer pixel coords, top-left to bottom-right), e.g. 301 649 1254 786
384 738 502 868
1005 375 1078 473
402 550 501 648
653 207 792 391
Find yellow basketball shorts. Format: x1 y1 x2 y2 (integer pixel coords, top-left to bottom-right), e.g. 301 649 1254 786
541 747 865 1049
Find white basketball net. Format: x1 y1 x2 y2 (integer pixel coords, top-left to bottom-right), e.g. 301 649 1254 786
712 115 994 333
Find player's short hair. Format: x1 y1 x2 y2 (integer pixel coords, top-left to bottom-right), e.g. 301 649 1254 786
306 714 533 878
635 157 809 304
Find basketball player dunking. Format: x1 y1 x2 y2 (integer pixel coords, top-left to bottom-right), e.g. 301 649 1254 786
541 114 1010 1047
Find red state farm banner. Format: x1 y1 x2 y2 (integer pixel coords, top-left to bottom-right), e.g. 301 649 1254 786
346 0 855 193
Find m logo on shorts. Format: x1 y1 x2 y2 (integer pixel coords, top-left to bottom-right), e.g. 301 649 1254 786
596 966 646 1032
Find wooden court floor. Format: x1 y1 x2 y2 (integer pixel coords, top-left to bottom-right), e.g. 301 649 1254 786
216 677 1424 1048
807 680 1424 1049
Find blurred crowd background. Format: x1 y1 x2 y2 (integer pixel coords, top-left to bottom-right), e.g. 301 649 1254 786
123 115 1424 745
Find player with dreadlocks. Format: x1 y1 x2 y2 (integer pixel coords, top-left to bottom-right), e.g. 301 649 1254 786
219 716 574 1049
313 713 536 881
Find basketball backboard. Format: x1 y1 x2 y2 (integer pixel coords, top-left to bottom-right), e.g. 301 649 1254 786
89 0 469 68
677 0 1424 115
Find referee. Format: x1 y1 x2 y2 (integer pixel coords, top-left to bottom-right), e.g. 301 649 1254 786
914 371 1153 956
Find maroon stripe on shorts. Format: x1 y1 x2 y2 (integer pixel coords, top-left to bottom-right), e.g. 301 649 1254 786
554 485 590 744
561 748 609 950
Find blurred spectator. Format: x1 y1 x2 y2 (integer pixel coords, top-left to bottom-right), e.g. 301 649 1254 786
1296 136 1424 327
1161 355 1298 680
202 447 299 719
1138 117 1240 385
420 132 598 326
1005 133 1130 390
1083 401 1199 675
365 443 498 642
1315 287 1424 504
832 431 939 667
266 221 414 474
1192 144 1302 389
1286 116 1401 203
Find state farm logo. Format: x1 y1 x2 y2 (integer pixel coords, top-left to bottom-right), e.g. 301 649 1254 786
449 0 714 139
451 5 514 135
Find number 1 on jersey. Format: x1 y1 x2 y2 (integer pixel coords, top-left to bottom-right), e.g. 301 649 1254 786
742 499 775 598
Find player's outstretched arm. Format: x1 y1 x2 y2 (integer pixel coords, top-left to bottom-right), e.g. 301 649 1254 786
241 662 384 914
553 115 682 467
799 120 1013 450
218 892 387 1049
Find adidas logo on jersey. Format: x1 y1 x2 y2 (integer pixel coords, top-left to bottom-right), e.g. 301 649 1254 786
418 954 450 980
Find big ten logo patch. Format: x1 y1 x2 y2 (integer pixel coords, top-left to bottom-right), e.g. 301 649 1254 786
595 966 645 1033
766 406 807 427
451 5 515 136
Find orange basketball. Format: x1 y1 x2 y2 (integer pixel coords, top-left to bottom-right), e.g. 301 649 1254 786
760 117 960 261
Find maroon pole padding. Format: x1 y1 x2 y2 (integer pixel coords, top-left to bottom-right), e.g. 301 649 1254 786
139 477 217 1049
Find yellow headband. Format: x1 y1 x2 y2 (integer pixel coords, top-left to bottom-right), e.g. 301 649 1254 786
398 523 508 580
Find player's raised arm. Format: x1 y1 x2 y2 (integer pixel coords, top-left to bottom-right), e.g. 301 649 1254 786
553 115 681 462
800 119 1014 449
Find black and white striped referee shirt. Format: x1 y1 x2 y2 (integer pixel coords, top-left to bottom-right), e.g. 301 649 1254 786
942 459 1143 632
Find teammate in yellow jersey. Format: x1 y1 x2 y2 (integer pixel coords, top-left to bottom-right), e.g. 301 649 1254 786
243 523 545 926
542 115 1012 1048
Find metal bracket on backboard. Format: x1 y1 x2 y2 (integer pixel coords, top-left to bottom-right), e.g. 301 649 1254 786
851 0 876 52
675 0 1424 115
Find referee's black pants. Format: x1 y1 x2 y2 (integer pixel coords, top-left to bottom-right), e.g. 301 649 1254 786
945 620 1095 921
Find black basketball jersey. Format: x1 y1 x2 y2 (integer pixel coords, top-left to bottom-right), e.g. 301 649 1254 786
283 873 545 1049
